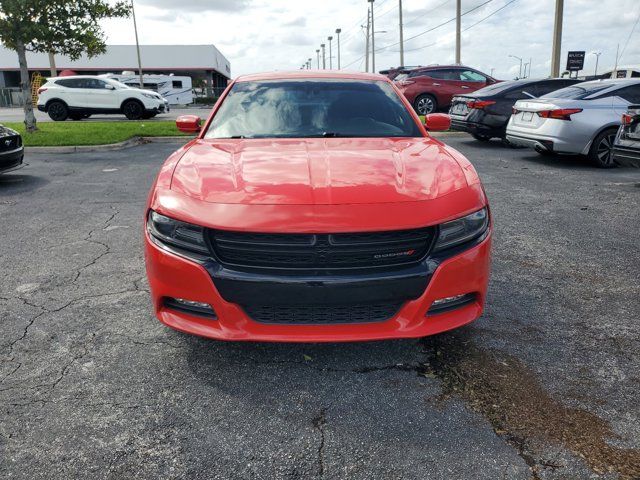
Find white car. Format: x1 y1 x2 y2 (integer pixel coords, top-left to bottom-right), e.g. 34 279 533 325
505 79 640 167
37 75 168 121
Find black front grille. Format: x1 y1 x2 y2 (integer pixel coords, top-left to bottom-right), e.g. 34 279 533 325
244 302 403 324
0 135 21 152
208 227 436 271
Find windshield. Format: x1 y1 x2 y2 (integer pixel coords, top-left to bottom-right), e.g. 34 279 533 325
542 82 610 99
204 79 421 139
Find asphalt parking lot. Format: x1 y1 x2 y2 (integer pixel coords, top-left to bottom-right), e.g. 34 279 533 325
1 135 639 479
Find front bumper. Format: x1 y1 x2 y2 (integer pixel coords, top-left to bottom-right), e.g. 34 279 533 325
0 147 24 174
145 229 492 342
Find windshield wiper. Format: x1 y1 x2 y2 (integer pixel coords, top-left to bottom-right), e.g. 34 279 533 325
321 132 341 137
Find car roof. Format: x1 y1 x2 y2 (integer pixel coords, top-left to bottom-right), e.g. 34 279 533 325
46 75 103 81
235 70 390 83
408 65 473 72
578 78 640 87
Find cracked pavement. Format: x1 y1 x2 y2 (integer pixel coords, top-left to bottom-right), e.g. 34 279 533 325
1 137 639 479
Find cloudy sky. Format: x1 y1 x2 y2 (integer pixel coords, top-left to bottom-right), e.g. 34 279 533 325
102 0 640 79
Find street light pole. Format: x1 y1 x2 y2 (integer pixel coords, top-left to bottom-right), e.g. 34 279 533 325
509 54 523 78
316 49 320 69
550 0 564 77
131 0 144 89
455 0 461 64
592 51 602 76
399 0 404 67
321 44 326 69
336 28 342 69
328 36 333 69
368 0 376 73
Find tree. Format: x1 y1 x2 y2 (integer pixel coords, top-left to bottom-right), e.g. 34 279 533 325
0 0 130 132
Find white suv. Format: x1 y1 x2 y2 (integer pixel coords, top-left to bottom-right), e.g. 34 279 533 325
37 75 168 121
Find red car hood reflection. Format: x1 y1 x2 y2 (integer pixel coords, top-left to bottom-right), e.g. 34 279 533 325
170 137 468 205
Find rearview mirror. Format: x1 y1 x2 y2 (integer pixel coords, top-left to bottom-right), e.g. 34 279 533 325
424 113 451 132
176 115 202 133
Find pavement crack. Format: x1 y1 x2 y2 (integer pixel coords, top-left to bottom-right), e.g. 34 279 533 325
312 407 328 477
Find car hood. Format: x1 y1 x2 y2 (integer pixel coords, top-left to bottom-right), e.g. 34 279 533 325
0 125 19 138
170 137 469 205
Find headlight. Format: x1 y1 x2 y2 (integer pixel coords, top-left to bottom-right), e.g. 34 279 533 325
142 93 157 99
432 207 489 253
147 211 209 256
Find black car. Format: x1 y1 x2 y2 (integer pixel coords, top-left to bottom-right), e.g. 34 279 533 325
612 104 640 167
448 78 582 141
0 124 24 174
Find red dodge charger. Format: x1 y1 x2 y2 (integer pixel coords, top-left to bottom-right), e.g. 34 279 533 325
145 71 492 342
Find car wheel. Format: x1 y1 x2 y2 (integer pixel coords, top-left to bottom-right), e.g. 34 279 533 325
588 128 618 168
122 100 144 120
47 101 68 121
472 133 491 142
414 94 437 115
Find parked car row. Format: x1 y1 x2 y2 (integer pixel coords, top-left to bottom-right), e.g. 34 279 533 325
36 75 170 121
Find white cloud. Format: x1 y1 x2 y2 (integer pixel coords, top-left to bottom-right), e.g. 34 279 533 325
103 0 640 78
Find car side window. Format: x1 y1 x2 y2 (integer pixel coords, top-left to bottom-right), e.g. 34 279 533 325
408 70 428 78
504 89 529 100
56 78 82 88
424 70 449 80
615 85 640 103
535 81 569 97
83 79 108 89
459 70 487 82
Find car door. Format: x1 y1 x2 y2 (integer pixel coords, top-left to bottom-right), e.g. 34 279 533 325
55 78 86 108
456 69 489 95
425 69 462 108
83 78 118 110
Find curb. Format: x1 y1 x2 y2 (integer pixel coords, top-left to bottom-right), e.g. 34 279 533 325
26 136 193 154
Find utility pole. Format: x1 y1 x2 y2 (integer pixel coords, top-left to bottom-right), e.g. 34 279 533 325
131 0 144 88
48 52 56 77
528 57 532 77
365 10 371 72
614 43 619 73
399 0 405 67
368 0 376 73
336 28 342 69
455 0 461 64
321 43 326 69
316 49 320 69
328 36 333 69
308 58 312 70
550 0 563 77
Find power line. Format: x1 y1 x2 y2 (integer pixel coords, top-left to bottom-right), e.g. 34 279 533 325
373 0 494 54
390 0 518 54
618 2 640 62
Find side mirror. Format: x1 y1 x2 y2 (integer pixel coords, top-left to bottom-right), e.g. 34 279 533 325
105 84 115 90
424 113 451 132
176 115 202 133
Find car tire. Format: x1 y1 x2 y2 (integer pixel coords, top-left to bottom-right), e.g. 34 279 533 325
122 100 144 120
472 133 491 142
47 101 68 121
588 128 618 168
414 94 437 115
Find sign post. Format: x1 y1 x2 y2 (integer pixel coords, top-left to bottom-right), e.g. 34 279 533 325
566 51 585 78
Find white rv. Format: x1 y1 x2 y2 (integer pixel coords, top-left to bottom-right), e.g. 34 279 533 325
100 72 193 105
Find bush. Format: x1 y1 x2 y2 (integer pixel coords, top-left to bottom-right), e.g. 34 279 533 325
193 96 218 105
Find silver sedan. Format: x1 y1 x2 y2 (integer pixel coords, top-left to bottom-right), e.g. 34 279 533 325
505 79 640 167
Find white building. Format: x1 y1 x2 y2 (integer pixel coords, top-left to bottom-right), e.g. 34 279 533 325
0 44 230 105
